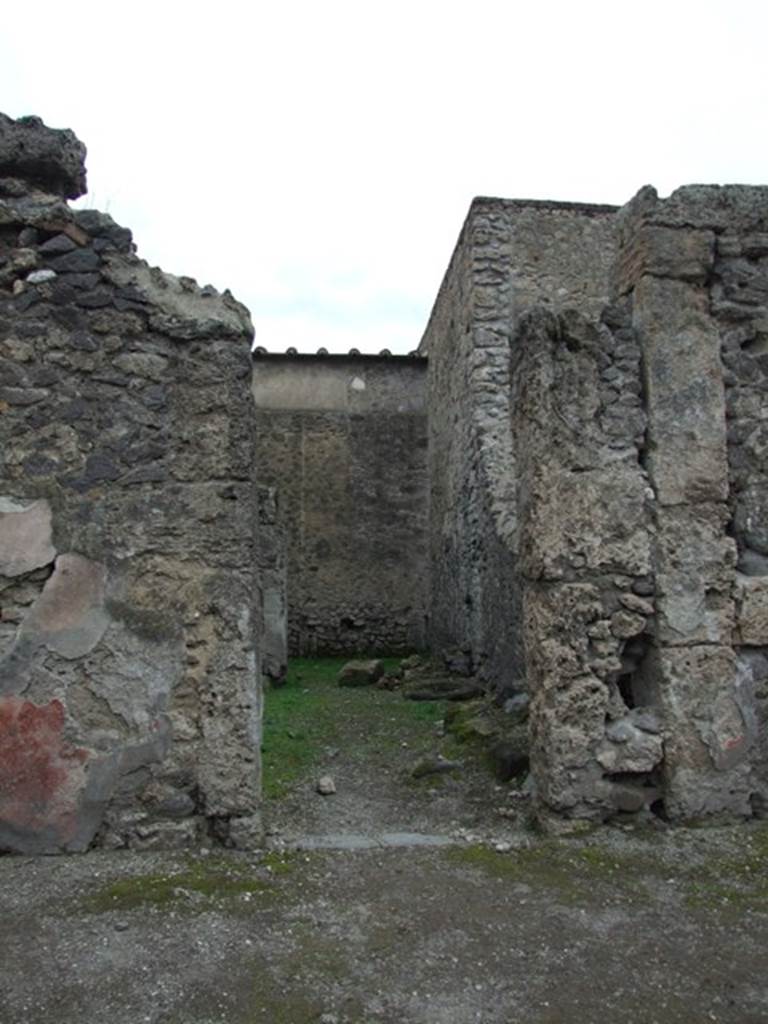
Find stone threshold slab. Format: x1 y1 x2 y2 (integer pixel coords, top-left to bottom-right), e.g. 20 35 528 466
280 832 457 851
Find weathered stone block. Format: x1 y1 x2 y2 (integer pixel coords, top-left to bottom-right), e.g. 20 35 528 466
735 575 768 646
520 465 651 581
634 276 728 506
17 553 109 660
655 504 736 646
337 659 385 687
622 224 715 288
658 645 755 820
0 113 86 198
734 483 768 557
596 720 663 773
529 673 609 817
524 583 603 683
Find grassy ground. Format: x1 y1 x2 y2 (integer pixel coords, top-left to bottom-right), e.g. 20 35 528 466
446 827 768 911
261 656 448 799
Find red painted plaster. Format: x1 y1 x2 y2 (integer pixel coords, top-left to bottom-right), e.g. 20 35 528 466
0 697 89 844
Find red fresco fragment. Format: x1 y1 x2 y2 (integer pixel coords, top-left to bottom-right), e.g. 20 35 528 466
0 697 89 843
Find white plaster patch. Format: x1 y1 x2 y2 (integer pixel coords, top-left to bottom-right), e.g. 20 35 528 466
0 498 56 577
350 376 366 391
20 553 109 659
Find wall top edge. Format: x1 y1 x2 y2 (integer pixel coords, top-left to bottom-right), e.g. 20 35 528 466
251 349 426 362
469 196 620 217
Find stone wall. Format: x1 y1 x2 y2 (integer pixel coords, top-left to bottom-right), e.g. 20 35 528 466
420 198 618 693
513 304 656 826
252 353 428 655
3 112 766 845
618 185 768 820
255 485 287 684
424 189 768 828
0 115 262 853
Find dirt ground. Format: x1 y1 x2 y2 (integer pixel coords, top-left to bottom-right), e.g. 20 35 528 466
2 825 768 1024
2 664 768 1024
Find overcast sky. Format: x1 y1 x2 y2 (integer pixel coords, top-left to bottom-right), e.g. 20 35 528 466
2 1 766 353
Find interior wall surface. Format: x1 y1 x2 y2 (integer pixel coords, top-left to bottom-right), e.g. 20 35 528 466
420 198 618 693
252 355 428 655
0 114 262 854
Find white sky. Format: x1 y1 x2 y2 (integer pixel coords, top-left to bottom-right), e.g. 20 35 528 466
2 1 766 353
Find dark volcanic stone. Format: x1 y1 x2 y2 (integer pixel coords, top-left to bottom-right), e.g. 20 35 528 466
61 273 101 290
17 227 39 247
0 113 87 198
50 282 78 306
74 210 133 251
76 287 113 309
47 248 100 273
39 234 77 256
70 331 99 352
83 453 121 483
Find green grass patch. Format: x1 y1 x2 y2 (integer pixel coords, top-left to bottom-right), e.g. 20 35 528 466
447 825 768 914
83 854 295 913
445 840 666 905
261 656 448 799
683 822 768 910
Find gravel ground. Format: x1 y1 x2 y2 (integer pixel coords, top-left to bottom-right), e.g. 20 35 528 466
1 823 767 1024
4 675 767 1023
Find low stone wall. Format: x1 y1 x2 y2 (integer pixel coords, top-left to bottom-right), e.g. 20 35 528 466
0 115 262 853
252 353 428 655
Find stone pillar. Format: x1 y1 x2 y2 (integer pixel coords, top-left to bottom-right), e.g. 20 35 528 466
512 308 656 829
620 187 761 820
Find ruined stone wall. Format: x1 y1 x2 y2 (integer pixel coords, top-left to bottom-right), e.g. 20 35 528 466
426 188 768 827
513 304 656 826
252 354 428 655
420 198 618 691
0 115 261 853
616 185 768 820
